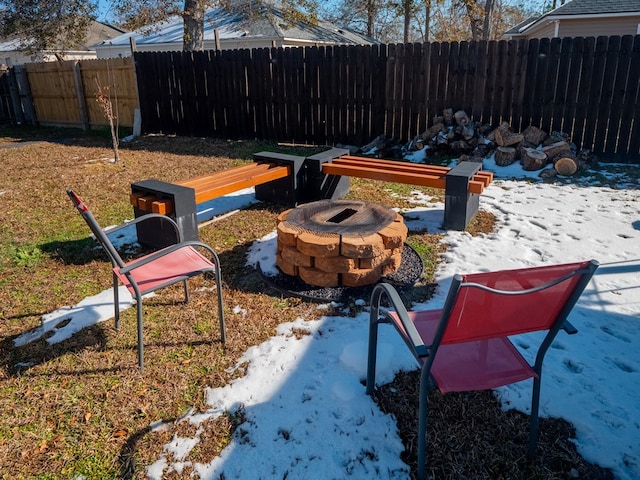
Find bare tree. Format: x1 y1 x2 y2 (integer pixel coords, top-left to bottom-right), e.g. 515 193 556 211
183 0 206 51
482 0 495 40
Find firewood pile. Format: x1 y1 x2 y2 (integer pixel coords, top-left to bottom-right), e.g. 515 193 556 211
352 108 599 177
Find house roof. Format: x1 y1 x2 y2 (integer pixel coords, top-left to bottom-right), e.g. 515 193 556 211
0 20 124 53
504 0 640 36
94 2 375 50
550 0 640 15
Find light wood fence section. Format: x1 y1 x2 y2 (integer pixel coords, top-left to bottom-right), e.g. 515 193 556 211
25 57 137 129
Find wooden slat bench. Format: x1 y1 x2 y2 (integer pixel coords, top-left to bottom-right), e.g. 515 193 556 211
322 155 494 230
129 151 309 248
322 155 493 195
130 162 291 216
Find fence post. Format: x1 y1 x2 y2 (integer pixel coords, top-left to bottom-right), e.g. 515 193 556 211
12 65 37 125
6 67 24 124
130 39 143 136
72 61 90 130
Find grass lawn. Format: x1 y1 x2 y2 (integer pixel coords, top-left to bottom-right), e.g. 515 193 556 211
0 127 612 479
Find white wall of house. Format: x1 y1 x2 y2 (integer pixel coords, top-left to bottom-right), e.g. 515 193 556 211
506 13 640 40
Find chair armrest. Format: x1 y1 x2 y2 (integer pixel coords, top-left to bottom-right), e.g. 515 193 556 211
119 241 220 274
562 320 578 335
371 283 429 358
106 213 183 243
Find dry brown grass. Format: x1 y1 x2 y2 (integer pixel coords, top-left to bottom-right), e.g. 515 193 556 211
0 127 612 479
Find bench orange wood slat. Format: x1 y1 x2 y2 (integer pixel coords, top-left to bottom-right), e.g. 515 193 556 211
135 162 291 214
336 155 452 175
323 162 447 188
323 157 492 195
190 165 290 204
357 157 493 189
137 195 158 211
130 191 145 207
151 199 173 215
474 171 494 187
177 163 275 190
174 162 290 205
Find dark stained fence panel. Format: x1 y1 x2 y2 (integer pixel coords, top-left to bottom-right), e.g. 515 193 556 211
617 36 640 157
134 36 640 162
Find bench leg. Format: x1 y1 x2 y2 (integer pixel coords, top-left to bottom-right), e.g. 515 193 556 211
444 162 482 231
131 180 198 248
302 148 351 203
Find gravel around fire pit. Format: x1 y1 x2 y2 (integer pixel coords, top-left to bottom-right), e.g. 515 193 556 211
258 243 424 303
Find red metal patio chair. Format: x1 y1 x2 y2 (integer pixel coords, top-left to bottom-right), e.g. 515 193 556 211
67 189 225 368
366 260 599 479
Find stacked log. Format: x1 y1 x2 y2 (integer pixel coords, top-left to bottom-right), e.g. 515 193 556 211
521 148 548 171
553 152 580 176
360 108 597 177
493 122 524 147
494 146 517 166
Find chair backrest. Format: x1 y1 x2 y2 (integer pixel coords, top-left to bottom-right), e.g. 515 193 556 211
67 189 126 269
438 260 599 345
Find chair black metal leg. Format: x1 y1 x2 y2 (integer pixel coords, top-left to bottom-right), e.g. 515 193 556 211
417 365 431 480
365 320 380 395
183 279 189 303
215 268 226 343
136 297 144 369
528 375 542 458
113 272 120 330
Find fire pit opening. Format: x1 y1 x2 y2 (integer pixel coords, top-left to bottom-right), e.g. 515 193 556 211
328 208 357 224
276 200 409 287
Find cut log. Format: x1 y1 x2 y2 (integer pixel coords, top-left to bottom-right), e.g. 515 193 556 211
522 125 547 146
553 152 580 176
423 122 445 140
521 147 548 171
462 121 476 140
577 149 599 168
411 136 425 150
542 131 570 146
541 140 571 160
442 108 454 126
450 140 472 153
517 141 536 159
435 132 449 146
454 110 470 126
494 122 524 147
478 123 493 135
473 144 491 157
361 134 392 153
494 146 517 166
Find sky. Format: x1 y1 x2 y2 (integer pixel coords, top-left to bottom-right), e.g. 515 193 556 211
13 152 640 479
94 0 548 26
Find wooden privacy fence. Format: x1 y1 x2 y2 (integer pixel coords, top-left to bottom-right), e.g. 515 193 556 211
5 36 640 161
24 57 137 129
135 35 640 161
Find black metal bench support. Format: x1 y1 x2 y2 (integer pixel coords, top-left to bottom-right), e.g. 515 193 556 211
131 179 198 248
444 161 482 231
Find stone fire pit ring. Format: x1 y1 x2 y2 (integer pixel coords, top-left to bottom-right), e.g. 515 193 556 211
276 199 408 287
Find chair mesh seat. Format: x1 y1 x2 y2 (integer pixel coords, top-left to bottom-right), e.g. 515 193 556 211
115 246 215 296
390 311 536 393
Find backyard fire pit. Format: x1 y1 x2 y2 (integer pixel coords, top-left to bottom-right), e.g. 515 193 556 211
276 199 408 287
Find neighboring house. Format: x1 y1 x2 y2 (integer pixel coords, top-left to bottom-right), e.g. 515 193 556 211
503 0 640 40
93 2 376 58
0 21 125 67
